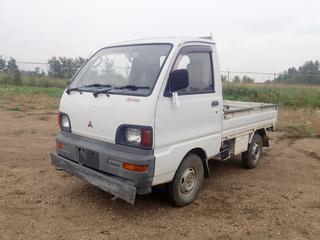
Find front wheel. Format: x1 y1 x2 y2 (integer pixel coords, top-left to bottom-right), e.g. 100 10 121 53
168 153 204 207
242 133 263 169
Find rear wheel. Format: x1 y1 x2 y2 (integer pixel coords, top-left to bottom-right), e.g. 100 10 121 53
242 133 263 169
168 153 204 207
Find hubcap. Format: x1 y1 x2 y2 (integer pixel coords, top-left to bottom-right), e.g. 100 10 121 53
251 142 261 163
180 167 197 194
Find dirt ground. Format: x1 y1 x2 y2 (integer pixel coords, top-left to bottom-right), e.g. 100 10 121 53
0 95 319 240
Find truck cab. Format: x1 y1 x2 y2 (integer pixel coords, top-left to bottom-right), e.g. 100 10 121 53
51 37 277 206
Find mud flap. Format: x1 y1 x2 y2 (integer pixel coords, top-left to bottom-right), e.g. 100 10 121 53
204 158 210 178
50 152 137 204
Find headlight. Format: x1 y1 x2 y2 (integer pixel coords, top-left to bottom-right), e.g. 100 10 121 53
116 125 153 149
125 128 141 143
59 113 71 132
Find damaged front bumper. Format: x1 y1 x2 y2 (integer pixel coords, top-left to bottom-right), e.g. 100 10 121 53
50 131 155 204
51 152 137 204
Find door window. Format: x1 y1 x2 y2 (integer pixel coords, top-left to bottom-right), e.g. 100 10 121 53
172 51 214 94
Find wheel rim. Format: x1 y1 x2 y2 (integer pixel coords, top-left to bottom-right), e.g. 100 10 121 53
180 167 197 194
251 142 261 163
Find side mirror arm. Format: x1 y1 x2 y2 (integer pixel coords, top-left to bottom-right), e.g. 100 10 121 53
172 92 180 108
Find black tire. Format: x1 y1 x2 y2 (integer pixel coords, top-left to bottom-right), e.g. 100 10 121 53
242 133 263 169
168 153 204 207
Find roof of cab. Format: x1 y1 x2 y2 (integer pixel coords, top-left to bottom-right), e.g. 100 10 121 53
104 37 215 47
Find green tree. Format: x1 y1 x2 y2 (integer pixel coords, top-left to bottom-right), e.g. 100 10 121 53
7 57 22 85
7 57 19 72
276 60 320 84
59 57 74 78
48 56 86 78
233 75 241 83
74 57 86 70
48 57 63 78
0 56 6 71
242 75 254 83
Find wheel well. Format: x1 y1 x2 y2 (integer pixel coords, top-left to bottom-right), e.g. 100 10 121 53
255 128 269 147
188 148 210 178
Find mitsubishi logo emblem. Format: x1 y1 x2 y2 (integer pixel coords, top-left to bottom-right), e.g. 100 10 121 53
88 120 93 128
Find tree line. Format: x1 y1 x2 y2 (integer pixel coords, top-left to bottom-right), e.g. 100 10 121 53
0 56 21 85
1 55 320 85
222 75 255 83
47 57 86 78
275 60 320 84
0 55 86 79
221 60 320 84
0 56 20 72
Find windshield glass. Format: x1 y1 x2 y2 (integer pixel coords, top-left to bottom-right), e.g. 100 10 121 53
68 44 172 96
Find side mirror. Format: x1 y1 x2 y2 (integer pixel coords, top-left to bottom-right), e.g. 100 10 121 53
169 69 189 92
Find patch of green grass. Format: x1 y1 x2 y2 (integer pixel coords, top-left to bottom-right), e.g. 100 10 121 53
0 84 64 97
11 129 38 136
47 105 59 110
7 107 21 111
223 83 320 108
277 123 317 138
0 72 68 88
1 81 320 109
295 124 317 137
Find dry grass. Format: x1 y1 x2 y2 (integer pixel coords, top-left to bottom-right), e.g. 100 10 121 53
278 108 320 136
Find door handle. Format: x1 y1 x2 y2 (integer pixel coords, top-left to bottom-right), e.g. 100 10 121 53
211 100 219 107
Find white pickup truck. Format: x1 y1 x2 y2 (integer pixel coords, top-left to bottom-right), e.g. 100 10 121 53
50 37 278 206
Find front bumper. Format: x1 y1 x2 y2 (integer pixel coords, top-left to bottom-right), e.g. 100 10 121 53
51 131 155 204
51 152 137 204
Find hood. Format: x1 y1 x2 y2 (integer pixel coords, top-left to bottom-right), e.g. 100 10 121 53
59 91 155 144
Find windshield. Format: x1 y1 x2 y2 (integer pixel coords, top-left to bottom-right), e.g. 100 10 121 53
68 44 172 96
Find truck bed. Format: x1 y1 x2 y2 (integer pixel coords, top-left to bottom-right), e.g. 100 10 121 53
222 100 278 140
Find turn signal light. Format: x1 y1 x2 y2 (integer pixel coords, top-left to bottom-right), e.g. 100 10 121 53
122 162 148 172
56 142 63 149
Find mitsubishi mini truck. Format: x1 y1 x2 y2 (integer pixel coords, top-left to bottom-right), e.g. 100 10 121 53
50 37 278 206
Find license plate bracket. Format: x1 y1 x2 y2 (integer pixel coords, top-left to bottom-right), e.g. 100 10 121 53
78 147 100 170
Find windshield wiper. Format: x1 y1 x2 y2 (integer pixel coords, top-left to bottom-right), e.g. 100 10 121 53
84 83 113 88
67 84 150 96
92 87 114 98
66 83 113 95
115 85 150 91
66 87 84 95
